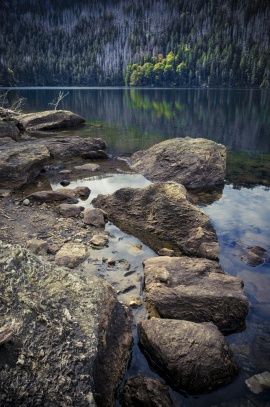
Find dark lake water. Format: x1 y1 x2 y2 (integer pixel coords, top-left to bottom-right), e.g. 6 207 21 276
5 88 270 406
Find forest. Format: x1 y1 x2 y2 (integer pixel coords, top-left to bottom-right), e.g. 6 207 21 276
0 0 270 87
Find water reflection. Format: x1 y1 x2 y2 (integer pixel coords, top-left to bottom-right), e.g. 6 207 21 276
6 88 270 154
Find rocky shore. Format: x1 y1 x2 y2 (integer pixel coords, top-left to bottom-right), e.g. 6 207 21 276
0 109 252 406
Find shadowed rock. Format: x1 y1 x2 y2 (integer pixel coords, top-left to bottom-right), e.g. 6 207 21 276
93 182 220 260
143 256 249 331
138 318 239 395
129 137 226 189
122 376 173 407
19 110 85 131
0 137 50 189
41 136 108 159
0 120 20 140
0 243 133 407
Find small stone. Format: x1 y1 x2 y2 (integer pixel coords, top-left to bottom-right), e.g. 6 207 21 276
158 248 175 256
59 170 72 174
108 258 116 266
23 198 30 206
60 180 70 187
129 296 143 308
90 234 109 248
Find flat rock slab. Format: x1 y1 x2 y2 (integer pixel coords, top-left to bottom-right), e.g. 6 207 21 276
0 137 50 189
245 371 270 394
122 376 173 407
93 182 220 260
27 187 90 203
75 163 100 171
129 137 226 189
41 136 108 159
144 256 249 331
0 243 133 407
19 110 85 130
138 318 238 395
55 242 88 268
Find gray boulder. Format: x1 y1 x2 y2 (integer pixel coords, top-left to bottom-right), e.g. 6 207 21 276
0 137 50 189
143 256 249 331
0 243 133 407
93 182 220 260
122 376 173 407
19 110 85 131
138 318 238 395
129 137 226 189
41 136 108 159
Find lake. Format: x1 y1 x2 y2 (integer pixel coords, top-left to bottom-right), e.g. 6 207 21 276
5 87 270 406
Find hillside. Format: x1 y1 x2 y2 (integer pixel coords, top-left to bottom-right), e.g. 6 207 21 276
1 0 270 87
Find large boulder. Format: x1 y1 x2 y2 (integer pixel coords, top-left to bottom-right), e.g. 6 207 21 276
41 136 109 159
0 243 133 407
143 256 249 331
129 137 226 189
93 182 220 260
19 110 85 131
138 318 238 395
0 137 50 189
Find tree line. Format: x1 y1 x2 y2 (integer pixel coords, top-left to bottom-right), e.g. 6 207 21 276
0 0 269 87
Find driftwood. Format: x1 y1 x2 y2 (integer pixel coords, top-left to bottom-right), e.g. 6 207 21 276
0 325 13 346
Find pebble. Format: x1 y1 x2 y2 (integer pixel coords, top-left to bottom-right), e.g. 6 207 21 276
22 198 30 206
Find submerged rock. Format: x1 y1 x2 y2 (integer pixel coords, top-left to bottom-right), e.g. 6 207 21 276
0 137 50 189
245 371 270 394
122 376 173 407
240 245 268 267
138 318 238 395
19 110 85 131
0 243 133 406
93 182 220 260
129 137 226 189
75 163 100 172
143 256 249 331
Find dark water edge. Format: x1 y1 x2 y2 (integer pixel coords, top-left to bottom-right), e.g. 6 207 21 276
3 87 270 406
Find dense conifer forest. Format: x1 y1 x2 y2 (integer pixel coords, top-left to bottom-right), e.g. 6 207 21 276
0 0 270 87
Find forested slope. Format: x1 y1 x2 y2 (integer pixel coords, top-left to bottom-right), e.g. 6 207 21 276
0 0 270 87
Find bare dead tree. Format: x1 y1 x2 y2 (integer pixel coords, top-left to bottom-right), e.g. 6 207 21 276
48 91 69 110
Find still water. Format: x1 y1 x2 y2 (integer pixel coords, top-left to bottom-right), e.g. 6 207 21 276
6 88 270 406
